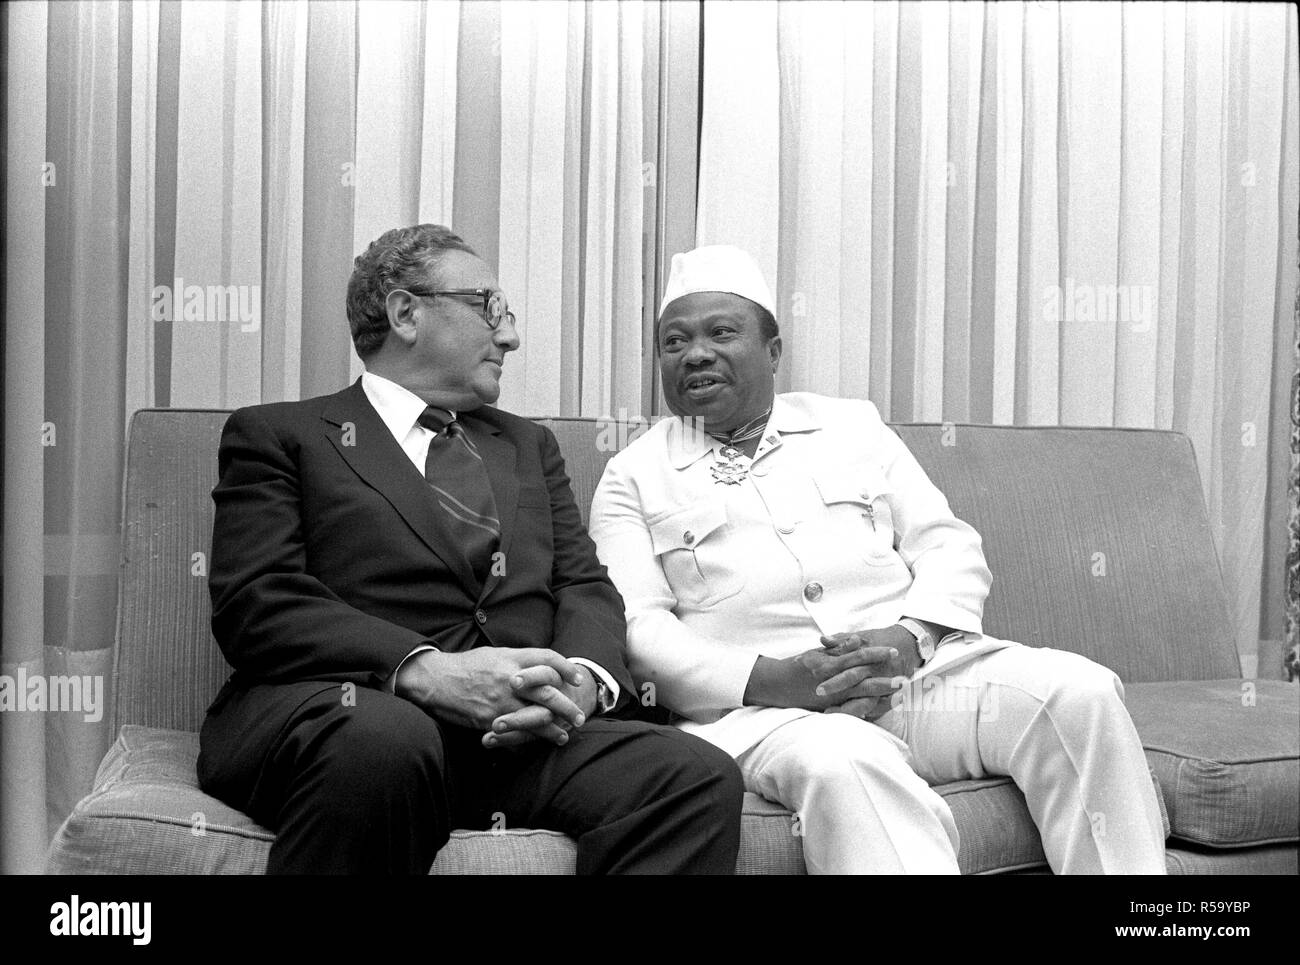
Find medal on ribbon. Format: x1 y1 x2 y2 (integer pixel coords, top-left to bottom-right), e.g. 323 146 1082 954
710 445 750 485
702 405 773 486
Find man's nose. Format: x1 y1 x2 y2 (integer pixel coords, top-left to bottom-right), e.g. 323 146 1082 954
494 317 521 352
682 340 715 365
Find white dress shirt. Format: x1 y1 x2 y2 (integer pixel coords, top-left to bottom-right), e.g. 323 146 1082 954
361 371 619 705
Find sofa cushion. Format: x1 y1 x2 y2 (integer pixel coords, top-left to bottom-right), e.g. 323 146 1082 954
434 796 810 874
1164 843 1299 874
430 829 575 874
942 772 1169 874
49 726 811 874
47 725 272 874
50 724 1177 875
732 795 801 873
1126 680 1300 848
940 778 1051 874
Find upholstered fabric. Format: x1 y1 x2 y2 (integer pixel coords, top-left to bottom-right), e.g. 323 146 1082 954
535 417 623 527
58 410 1291 876
938 779 1050 874
430 780 1076 875
1289 321 1299 683
893 425 1241 683
51 724 1180 876
731 794 804 875
47 726 272 875
431 831 576 875
1165 844 1299 875
1125 680 1300 848
110 413 1244 738
548 420 1242 684
109 410 232 736
47 726 813 875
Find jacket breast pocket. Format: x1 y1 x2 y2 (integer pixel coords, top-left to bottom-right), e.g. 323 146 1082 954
813 469 898 566
648 502 743 608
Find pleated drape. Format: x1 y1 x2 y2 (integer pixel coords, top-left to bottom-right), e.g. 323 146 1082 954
695 0 1300 675
4 0 52 879
0 0 700 872
2 0 1294 874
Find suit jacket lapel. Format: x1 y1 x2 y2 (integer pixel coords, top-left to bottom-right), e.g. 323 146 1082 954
321 381 480 598
461 411 518 601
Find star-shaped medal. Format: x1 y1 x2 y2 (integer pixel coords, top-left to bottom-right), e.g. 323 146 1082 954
710 445 749 485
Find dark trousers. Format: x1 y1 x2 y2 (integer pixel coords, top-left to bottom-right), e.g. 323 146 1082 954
198 682 744 874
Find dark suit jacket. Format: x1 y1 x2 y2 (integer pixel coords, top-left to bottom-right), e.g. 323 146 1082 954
202 379 638 768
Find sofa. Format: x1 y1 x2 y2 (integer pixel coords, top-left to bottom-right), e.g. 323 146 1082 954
48 409 1299 874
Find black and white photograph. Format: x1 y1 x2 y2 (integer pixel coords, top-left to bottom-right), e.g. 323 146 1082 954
1 0 1297 930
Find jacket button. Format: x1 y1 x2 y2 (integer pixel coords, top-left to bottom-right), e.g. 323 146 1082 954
474 609 487 625
778 523 795 535
683 530 695 546
803 582 823 602
752 465 769 477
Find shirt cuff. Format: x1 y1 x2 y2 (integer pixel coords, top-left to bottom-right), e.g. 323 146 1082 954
896 599 983 638
570 658 621 712
389 644 438 693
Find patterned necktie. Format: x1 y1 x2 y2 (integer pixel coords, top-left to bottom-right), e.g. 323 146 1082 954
416 406 501 583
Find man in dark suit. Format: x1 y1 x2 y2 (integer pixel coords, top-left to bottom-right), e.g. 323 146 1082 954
197 223 744 874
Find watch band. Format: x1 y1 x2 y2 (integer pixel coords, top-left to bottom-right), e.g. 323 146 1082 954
589 673 616 715
898 618 937 665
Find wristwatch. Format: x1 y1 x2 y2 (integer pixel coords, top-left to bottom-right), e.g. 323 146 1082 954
588 671 617 716
897 618 937 666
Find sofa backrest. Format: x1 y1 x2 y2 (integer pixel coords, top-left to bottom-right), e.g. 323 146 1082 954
110 409 1240 734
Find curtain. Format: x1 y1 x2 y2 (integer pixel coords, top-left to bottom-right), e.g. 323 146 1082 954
0 0 701 873
4 0 130 877
3 0 1297 875
143 0 681 417
1289 263 1299 681
696 0 1300 680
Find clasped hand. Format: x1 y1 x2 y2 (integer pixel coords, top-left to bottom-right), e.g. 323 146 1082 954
395 647 598 749
799 624 921 721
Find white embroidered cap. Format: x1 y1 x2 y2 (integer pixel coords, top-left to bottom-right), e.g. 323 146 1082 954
658 244 776 319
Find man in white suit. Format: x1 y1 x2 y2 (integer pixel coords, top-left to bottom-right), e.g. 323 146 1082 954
589 244 1167 874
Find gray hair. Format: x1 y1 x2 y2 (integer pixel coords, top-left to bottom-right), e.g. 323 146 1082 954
346 224 477 359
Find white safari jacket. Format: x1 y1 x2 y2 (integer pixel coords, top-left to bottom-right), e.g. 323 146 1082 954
589 392 1017 757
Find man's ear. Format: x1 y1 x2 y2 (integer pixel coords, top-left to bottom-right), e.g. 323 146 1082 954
384 289 420 347
768 335 782 373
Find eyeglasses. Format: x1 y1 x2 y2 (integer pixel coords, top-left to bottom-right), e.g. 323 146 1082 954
402 287 517 331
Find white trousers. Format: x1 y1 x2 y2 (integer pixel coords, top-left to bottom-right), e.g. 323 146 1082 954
733 646 1168 874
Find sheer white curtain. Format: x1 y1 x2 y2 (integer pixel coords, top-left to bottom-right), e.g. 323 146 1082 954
696 0 1300 673
147 0 658 417
1 0 699 872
